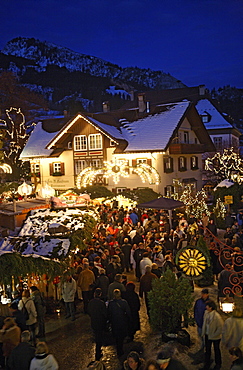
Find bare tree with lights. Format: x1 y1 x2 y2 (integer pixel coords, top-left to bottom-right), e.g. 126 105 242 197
205 148 243 183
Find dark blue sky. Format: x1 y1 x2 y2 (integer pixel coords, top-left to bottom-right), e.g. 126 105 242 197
1 0 243 89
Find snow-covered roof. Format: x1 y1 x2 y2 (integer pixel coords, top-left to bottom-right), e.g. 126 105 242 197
0 208 98 258
196 99 232 129
87 116 127 141
20 122 57 159
121 101 190 151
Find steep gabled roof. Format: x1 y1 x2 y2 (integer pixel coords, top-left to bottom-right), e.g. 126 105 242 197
120 101 190 152
196 99 233 129
20 122 57 159
46 113 126 149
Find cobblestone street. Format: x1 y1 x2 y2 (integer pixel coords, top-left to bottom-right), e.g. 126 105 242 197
44 272 232 370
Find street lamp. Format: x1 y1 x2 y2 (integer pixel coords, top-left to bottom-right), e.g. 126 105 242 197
219 296 234 313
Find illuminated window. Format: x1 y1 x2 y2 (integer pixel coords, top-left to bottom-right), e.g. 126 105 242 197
31 163 40 173
74 135 87 151
164 157 173 173
91 159 102 168
137 158 147 164
75 160 87 175
178 156 187 171
50 162 65 176
89 134 102 150
191 156 198 170
54 163 61 172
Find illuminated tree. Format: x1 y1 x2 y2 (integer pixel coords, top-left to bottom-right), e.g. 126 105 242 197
180 185 210 219
205 148 243 182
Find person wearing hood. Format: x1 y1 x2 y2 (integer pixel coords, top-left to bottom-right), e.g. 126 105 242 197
29 341 58 370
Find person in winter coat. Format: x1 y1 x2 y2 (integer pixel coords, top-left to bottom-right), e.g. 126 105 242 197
29 341 58 370
139 265 157 318
77 263 94 314
108 289 132 357
121 238 133 272
18 290 37 345
123 351 145 370
88 288 108 361
9 302 27 332
62 273 77 320
201 300 224 370
0 317 21 369
229 347 243 370
93 268 109 301
30 286 46 338
140 252 152 276
194 288 209 348
108 274 126 301
122 282 140 341
133 243 146 281
106 255 122 283
222 307 243 351
8 330 35 370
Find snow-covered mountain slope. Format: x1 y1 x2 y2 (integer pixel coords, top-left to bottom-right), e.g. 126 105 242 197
2 37 185 90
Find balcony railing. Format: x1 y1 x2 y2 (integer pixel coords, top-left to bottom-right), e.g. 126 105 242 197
169 143 205 154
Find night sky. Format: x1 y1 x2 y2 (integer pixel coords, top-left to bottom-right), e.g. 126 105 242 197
1 0 243 89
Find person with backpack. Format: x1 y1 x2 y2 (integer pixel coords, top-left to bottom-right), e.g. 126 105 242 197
30 286 46 339
18 290 37 346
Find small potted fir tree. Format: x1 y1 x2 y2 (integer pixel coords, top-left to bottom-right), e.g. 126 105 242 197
148 269 194 346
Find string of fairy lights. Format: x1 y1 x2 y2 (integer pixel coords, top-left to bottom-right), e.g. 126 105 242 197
76 159 160 188
205 147 243 183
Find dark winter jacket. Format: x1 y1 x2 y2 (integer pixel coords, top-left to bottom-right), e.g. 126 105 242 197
87 298 107 332
94 274 109 301
8 341 35 370
139 271 157 297
122 290 140 334
108 298 131 338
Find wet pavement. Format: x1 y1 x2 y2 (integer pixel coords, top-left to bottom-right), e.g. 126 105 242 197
44 272 232 370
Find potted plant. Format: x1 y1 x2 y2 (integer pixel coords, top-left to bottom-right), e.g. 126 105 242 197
148 269 194 346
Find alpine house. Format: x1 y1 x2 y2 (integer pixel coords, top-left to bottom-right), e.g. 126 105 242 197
20 97 215 197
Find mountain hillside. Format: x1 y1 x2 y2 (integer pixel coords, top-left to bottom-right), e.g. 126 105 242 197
1 37 185 113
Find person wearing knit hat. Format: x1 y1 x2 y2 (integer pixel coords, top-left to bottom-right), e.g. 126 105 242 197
156 347 187 369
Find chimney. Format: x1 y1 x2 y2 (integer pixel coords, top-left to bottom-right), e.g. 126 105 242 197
199 85 206 96
102 101 110 113
129 91 135 101
138 93 146 113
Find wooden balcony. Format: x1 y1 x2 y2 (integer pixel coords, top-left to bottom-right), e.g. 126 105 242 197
169 143 205 154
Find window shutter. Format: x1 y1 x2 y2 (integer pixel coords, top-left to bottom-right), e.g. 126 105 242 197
60 162 65 175
147 158 152 166
132 159 136 167
50 163 54 175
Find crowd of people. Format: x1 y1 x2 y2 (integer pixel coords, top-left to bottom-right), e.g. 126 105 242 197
1 204 243 369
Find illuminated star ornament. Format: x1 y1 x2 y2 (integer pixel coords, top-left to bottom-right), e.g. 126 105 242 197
76 159 160 188
177 248 207 277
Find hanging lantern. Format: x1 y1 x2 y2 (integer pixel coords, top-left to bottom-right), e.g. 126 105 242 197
17 181 32 196
38 183 55 198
